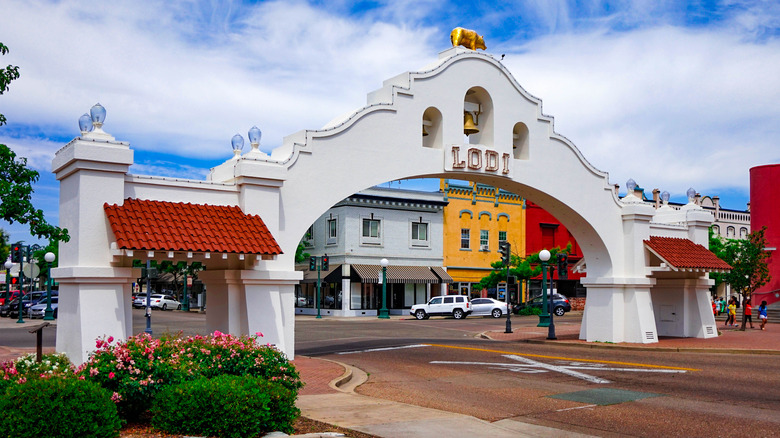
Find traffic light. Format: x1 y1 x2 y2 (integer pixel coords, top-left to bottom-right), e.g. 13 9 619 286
309 256 317 271
10 277 18 288
498 241 511 266
557 252 568 279
321 255 329 271
11 244 22 263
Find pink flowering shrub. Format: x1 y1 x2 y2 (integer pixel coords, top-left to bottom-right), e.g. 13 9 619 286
78 331 302 420
0 352 74 394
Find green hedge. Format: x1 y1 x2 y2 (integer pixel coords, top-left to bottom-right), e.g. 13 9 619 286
151 374 299 438
0 376 122 438
79 331 302 420
516 306 543 316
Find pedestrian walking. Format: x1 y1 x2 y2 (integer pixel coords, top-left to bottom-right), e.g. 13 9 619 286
744 298 754 329
720 297 727 316
727 298 737 326
759 300 768 331
712 298 717 316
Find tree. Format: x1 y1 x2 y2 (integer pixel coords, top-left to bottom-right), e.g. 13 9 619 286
0 43 20 127
0 42 69 243
710 226 772 330
295 230 312 264
0 228 8 262
476 244 572 301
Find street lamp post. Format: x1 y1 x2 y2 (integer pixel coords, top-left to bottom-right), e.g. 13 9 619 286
537 249 551 327
43 252 56 321
547 261 557 340
378 258 389 319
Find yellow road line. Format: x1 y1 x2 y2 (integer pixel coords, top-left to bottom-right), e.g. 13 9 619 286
427 344 701 371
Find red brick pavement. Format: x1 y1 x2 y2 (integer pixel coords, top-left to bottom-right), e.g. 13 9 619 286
293 355 346 395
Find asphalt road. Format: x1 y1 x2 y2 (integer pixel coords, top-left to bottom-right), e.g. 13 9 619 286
296 315 780 437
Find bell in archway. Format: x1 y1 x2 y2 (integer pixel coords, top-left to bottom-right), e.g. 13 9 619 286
422 125 429 136
463 112 479 135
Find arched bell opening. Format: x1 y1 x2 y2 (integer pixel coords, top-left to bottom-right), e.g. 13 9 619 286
513 122 529 160
463 87 494 145
422 107 443 149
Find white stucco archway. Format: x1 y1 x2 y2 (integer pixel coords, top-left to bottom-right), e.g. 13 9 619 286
52 47 719 364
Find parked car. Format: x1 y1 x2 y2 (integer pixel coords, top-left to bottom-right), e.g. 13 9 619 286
469 298 510 318
514 293 571 316
132 294 149 308
0 291 48 318
149 294 181 311
0 290 22 307
410 295 471 320
28 296 58 319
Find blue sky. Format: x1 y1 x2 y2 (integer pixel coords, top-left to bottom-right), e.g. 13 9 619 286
1 0 779 247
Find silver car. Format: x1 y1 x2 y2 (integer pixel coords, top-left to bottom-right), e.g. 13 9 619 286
469 298 509 318
28 296 58 319
132 294 149 308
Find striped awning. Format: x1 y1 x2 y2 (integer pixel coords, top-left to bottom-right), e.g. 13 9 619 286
352 264 442 284
430 266 454 283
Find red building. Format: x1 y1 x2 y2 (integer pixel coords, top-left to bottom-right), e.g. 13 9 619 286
750 164 780 306
525 201 586 300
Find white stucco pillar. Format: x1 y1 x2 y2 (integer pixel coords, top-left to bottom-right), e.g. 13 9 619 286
52 127 135 364
580 199 659 343
198 268 300 359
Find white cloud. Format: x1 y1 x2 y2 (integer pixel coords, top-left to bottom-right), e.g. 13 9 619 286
499 24 780 203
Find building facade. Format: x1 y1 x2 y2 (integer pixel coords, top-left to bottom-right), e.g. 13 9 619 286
296 186 451 316
440 179 526 300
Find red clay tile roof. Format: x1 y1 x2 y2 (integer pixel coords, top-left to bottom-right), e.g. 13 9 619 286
644 236 731 271
104 198 282 255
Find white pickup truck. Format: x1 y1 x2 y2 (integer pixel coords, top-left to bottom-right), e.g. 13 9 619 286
410 295 472 320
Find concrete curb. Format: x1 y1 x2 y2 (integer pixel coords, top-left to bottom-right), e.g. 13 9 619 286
318 357 369 394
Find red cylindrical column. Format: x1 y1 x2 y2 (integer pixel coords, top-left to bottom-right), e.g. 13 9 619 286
750 164 780 305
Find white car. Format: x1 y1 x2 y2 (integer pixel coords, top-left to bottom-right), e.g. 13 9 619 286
149 294 181 311
469 298 509 318
410 295 471 320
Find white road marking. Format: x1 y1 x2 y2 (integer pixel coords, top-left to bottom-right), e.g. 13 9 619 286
431 354 687 384
338 344 430 355
556 404 598 412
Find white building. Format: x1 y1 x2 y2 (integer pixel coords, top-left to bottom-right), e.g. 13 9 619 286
296 186 450 316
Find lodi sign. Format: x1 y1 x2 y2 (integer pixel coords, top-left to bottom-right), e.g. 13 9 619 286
445 144 511 177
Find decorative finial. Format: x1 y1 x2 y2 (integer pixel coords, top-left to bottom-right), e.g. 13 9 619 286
231 134 244 159
90 103 106 129
686 187 696 202
78 113 92 135
661 191 670 204
626 178 637 193
450 27 486 51
248 126 261 151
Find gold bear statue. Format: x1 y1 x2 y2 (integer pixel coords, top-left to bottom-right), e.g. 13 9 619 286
450 27 487 51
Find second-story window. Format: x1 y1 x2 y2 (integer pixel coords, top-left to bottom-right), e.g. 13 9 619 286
411 221 429 246
480 230 489 250
498 231 507 245
328 218 338 239
363 218 381 238
460 228 470 249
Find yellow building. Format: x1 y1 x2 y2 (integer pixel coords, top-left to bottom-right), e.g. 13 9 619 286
441 179 526 299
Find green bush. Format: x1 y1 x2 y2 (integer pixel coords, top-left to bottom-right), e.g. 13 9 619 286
0 376 122 438
151 374 299 437
516 306 542 316
78 331 302 420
